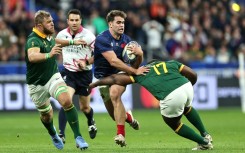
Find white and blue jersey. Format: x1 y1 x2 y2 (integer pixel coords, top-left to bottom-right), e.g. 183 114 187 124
94 30 131 79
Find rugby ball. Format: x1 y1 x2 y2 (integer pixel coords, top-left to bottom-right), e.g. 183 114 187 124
122 41 138 64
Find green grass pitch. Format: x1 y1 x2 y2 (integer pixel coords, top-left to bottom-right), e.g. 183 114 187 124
0 108 245 153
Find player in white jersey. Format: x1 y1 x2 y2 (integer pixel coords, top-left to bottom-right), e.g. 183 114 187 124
55 9 97 143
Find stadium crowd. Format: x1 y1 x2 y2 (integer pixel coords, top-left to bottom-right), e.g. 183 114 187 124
0 0 245 65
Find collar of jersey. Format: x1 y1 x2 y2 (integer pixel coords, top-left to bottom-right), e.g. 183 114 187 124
67 26 83 36
32 27 47 39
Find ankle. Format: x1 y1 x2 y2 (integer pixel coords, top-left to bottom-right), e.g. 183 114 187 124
117 125 125 136
125 112 133 123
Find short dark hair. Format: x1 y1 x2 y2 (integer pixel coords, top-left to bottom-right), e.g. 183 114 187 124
106 10 127 23
34 10 51 26
67 9 81 19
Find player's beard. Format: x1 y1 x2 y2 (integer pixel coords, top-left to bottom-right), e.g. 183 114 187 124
43 26 54 35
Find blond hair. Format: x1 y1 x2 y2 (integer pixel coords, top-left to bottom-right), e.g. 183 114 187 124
34 10 51 26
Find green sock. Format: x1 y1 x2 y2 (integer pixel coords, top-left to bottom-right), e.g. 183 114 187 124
41 119 56 136
176 123 207 145
64 105 81 138
185 107 207 136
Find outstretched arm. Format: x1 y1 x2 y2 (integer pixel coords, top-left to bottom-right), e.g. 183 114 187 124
180 65 197 85
55 38 87 47
89 73 133 90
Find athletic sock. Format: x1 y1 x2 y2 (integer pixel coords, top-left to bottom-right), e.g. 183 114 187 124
58 108 67 136
117 125 125 137
185 107 208 136
41 119 56 136
125 112 133 123
176 123 208 145
84 107 94 126
64 104 81 138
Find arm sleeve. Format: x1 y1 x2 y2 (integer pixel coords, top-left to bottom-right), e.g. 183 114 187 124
96 36 113 53
26 37 40 49
174 60 185 72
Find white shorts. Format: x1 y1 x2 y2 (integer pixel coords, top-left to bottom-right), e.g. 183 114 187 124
159 82 193 118
27 73 65 108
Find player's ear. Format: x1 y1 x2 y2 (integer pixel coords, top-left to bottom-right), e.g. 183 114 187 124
37 23 43 29
108 22 112 28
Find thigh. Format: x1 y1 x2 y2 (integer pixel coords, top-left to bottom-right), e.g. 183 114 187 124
159 86 187 118
54 82 71 105
183 82 194 107
109 84 126 98
99 85 110 102
61 69 76 91
47 73 71 105
28 84 50 108
47 73 66 97
99 86 114 119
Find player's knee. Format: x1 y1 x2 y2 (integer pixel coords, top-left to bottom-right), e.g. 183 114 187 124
60 97 73 109
40 110 53 123
38 103 53 121
110 92 120 102
184 106 192 115
55 86 72 107
57 92 72 108
80 105 90 113
162 115 181 131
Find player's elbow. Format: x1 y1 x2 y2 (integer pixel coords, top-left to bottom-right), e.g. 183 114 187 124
28 54 41 63
189 72 197 85
28 55 36 63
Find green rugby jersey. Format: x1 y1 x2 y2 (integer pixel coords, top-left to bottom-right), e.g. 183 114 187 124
131 60 189 100
25 28 59 85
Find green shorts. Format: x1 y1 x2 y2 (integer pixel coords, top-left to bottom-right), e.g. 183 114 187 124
98 85 110 103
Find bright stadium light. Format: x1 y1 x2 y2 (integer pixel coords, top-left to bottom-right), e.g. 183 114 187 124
232 2 240 12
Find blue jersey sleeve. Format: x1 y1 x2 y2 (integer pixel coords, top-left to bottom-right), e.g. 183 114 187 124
95 35 113 53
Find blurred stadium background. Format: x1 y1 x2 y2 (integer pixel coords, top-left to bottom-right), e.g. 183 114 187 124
0 0 245 113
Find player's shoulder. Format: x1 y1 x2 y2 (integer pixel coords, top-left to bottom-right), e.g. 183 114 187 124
167 60 184 69
27 33 41 43
58 28 68 34
81 28 96 39
82 28 95 36
95 30 111 43
97 30 111 39
56 28 69 38
167 60 181 64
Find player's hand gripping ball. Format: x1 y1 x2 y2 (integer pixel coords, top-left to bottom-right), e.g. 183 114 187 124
122 41 139 64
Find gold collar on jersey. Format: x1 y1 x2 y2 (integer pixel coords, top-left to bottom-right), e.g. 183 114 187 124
32 28 52 41
32 27 47 38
